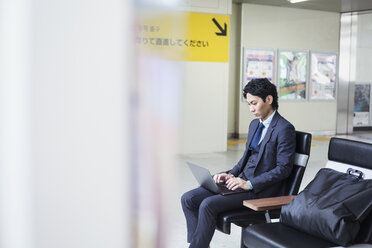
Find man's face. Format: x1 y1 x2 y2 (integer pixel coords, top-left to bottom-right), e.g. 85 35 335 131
246 93 274 121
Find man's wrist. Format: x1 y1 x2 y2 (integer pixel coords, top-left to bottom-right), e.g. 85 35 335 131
247 180 253 190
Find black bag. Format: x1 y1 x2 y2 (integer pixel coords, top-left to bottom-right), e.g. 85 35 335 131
280 168 372 246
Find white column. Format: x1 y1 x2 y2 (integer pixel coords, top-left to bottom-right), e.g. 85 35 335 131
31 0 133 247
1 0 134 247
0 0 33 247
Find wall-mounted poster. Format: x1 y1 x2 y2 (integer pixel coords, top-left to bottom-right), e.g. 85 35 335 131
278 50 308 100
354 84 371 127
243 48 275 86
310 52 337 100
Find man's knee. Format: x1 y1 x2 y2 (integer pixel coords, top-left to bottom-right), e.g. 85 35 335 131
181 191 193 209
199 197 218 216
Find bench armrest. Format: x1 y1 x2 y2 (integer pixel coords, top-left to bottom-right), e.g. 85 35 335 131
243 195 296 211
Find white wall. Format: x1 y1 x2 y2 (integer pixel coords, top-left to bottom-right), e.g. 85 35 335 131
356 12 372 83
354 11 372 126
180 62 229 153
178 0 231 14
237 4 340 135
179 0 232 154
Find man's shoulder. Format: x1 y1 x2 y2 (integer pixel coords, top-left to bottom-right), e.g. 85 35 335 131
248 118 260 126
274 112 294 128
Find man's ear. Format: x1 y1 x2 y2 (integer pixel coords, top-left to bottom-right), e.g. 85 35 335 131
266 95 273 104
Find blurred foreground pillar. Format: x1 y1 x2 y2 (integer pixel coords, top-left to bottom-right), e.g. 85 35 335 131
0 0 134 247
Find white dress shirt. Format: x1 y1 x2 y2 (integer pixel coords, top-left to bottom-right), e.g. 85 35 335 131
258 110 276 145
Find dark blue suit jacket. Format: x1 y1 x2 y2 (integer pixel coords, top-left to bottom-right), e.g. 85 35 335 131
229 111 296 197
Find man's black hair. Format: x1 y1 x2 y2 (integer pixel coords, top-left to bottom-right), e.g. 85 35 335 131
243 78 279 110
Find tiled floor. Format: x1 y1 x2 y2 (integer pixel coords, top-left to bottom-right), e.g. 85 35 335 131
168 132 372 248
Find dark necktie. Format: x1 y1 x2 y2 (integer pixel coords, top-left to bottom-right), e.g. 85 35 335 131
250 122 265 150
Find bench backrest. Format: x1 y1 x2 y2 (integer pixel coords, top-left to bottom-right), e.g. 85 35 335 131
284 131 312 195
325 137 372 179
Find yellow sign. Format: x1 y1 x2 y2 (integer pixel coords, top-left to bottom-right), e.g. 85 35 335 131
136 12 230 62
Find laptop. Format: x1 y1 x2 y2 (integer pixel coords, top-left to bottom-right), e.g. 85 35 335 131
187 162 245 195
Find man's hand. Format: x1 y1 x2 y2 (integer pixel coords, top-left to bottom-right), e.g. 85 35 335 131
213 173 233 184
225 177 251 191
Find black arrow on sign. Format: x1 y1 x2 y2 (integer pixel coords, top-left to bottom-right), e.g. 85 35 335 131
212 18 227 36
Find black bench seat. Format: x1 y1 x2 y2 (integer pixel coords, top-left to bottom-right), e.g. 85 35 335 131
243 222 336 248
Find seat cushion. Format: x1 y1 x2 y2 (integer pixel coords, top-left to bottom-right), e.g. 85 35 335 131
243 222 335 248
216 208 271 234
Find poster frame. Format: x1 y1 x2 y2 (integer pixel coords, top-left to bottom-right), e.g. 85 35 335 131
277 49 309 101
241 47 277 102
309 51 338 101
353 82 372 127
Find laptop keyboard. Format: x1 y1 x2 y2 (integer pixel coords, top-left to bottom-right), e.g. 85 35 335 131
217 183 245 194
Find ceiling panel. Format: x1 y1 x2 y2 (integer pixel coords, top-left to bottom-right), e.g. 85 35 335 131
233 0 372 13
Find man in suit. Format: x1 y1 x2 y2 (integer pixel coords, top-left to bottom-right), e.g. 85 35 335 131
181 78 296 248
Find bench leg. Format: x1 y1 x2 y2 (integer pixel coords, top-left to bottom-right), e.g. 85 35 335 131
265 210 272 223
240 227 247 248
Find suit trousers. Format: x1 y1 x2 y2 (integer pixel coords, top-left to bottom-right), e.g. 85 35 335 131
181 186 255 248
